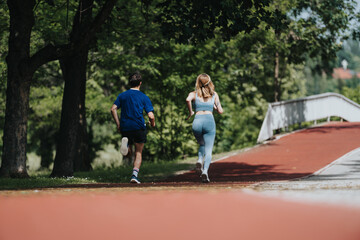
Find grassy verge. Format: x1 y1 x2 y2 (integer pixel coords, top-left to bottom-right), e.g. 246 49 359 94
0 148 249 191
0 160 194 190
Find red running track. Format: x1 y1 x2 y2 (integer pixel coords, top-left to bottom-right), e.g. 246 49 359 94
1 190 360 240
168 122 360 183
1 122 360 240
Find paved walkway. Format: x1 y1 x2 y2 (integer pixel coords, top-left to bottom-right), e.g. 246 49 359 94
1 122 360 240
251 147 360 208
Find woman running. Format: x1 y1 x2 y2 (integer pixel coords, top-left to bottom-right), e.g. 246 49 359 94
186 73 223 183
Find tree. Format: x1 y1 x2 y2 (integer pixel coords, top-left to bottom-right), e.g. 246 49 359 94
155 0 272 44
1 0 38 178
269 0 358 101
0 0 117 178
0 2 9 161
51 0 95 177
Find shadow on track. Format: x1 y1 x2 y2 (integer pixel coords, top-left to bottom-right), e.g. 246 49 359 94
165 162 312 183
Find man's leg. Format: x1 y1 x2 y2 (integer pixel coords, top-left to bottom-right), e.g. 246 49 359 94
130 142 144 183
126 144 133 158
121 144 133 166
133 142 144 168
120 137 129 156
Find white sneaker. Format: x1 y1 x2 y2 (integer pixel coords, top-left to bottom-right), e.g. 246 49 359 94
130 175 141 184
120 137 129 156
195 161 202 175
201 172 210 183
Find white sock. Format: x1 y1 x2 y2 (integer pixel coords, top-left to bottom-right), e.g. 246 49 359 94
132 168 139 177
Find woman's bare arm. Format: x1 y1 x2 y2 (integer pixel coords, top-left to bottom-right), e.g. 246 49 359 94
186 91 195 120
214 93 223 114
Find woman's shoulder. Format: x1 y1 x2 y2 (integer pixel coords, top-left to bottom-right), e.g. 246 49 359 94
186 91 196 101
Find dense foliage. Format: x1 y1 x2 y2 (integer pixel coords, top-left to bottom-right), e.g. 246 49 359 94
1 0 360 173
0 2 8 163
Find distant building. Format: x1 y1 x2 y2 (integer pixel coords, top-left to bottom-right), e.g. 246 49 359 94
332 59 360 79
341 59 348 70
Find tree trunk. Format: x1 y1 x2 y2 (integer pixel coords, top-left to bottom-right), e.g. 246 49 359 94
75 51 92 172
274 25 282 103
274 51 280 102
53 53 93 174
50 52 88 177
0 0 36 178
39 130 54 169
1 78 31 177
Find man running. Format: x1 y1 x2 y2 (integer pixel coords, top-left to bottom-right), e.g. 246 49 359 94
111 72 155 183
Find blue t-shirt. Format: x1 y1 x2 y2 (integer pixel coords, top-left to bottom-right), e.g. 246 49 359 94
114 89 154 132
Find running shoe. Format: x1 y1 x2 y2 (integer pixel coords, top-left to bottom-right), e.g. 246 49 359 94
130 175 140 184
120 137 129 156
195 161 202 175
201 172 210 183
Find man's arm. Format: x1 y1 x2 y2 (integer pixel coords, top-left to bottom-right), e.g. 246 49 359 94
111 104 121 132
148 111 155 127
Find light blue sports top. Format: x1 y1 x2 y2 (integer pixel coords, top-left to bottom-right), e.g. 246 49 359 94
195 93 215 112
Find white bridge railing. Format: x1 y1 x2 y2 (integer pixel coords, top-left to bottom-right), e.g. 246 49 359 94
257 92 360 143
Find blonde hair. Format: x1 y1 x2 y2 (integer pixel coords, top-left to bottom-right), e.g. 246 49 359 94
195 73 215 99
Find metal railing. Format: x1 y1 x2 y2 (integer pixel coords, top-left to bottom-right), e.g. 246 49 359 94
257 92 360 143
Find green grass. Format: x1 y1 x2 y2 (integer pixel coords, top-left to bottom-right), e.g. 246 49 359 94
75 160 194 183
0 176 97 190
0 148 249 191
0 160 194 190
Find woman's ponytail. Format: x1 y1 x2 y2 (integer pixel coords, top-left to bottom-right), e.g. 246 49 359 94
195 73 215 99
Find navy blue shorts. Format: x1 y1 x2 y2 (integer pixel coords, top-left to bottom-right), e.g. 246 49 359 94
121 129 147 144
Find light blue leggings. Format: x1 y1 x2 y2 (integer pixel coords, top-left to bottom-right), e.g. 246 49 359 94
192 114 216 173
